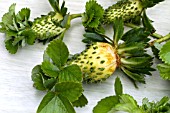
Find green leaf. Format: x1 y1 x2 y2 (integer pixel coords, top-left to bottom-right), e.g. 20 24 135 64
72 94 88 107
41 61 60 78
16 8 30 21
115 77 123 96
122 28 150 44
157 63 170 80
21 29 36 45
142 10 155 33
43 51 51 62
55 82 83 102
59 64 82 82
159 40 170 65
114 94 143 113
12 36 24 46
2 4 16 25
43 78 57 90
113 18 124 46
83 32 108 43
5 39 18 54
46 39 69 68
93 96 119 113
31 65 46 90
48 0 60 13
82 0 104 28
37 92 75 113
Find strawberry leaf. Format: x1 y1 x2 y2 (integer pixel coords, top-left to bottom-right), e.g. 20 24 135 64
55 82 83 102
41 61 60 77
157 63 170 80
72 94 88 107
93 96 119 113
82 0 104 28
37 92 75 113
59 64 82 82
5 39 18 54
114 94 143 112
159 40 170 65
46 39 69 68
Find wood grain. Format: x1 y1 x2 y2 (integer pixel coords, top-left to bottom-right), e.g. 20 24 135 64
0 0 170 113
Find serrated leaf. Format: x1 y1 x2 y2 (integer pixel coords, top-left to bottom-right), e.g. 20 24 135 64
21 29 36 45
55 82 83 102
2 4 16 25
16 8 30 21
37 92 75 113
5 39 18 54
122 28 150 44
31 65 46 90
114 94 143 113
113 18 124 46
41 61 60 78
157 63 170 80
59 64 82 82
46 39 69 68
43 51 51 62
83 0 104 28
159 41 170 65
115 77 123 96
72 94 88 107
43 78 57 91
93 96 119 113
12 36 24 46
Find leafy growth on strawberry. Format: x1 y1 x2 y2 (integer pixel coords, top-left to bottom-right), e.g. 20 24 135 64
0 4 35 54
93 77 170 113
31 39 88 113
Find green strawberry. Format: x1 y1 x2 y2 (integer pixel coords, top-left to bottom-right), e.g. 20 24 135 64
31 12 65 40
70 42 117 82
103 0 164 24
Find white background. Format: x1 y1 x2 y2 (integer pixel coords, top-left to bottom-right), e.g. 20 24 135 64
0 0 170 113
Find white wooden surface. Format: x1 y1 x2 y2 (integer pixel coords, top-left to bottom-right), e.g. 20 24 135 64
0 0 170 113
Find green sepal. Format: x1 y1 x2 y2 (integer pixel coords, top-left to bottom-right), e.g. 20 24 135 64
121 28 150 44
72 94 88 107
55 82 83 102
159 40 170 65
93 96 119 113
37 92 76 113
46 39 69 68
157 63 170 80
121 67 145 84
141 0 165 8
115 77 123 96
113 18 124 47
142 10 155 33
82 32 108 43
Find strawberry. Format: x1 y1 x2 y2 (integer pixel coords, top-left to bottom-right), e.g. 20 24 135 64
103 0 164 24
70 42 117 82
